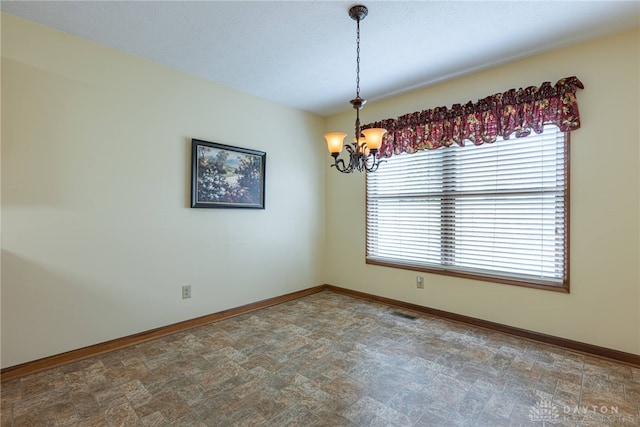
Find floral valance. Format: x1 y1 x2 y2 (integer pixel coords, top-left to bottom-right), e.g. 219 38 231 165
363 76 584 158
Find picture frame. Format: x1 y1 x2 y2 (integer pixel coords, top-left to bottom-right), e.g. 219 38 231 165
191 139 266 209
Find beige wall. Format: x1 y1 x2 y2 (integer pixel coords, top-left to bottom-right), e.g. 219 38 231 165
1 14 327 368
325 29 640 355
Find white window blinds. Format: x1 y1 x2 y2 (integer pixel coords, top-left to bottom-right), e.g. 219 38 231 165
366 125 568 289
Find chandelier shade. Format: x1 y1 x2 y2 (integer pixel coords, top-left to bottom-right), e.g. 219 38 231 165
323 4 386 174
324 132 347 154
360 128 387 151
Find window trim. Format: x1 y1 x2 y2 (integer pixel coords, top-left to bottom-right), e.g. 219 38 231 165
365 132 570 293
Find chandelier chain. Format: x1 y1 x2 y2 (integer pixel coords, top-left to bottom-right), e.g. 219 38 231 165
354 17 362 144
355 17 361 99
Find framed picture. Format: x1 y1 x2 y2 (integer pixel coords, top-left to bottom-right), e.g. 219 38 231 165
191 139 266 209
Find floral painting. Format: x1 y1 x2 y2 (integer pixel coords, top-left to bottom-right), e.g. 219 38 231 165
191 139 265 209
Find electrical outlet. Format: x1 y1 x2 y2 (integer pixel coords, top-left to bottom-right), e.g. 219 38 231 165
416 276 424 289
182 285 191 299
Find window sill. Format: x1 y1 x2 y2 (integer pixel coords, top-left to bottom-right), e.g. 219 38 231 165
366 258 570 293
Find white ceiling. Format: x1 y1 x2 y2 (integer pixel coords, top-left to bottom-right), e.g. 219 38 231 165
2 1 639 116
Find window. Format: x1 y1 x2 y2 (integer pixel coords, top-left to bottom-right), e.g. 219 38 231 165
366 125 569 291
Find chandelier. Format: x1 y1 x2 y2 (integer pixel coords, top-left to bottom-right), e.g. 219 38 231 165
324 5 387 173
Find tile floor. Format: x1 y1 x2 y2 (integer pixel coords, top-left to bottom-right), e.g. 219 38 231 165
1 291 639 426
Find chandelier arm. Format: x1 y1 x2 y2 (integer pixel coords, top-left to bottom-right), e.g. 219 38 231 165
331 157 348 173
334 145 356 173
345 145 357 172
365 157 385 173
363 155 375 172
343 161 355 173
